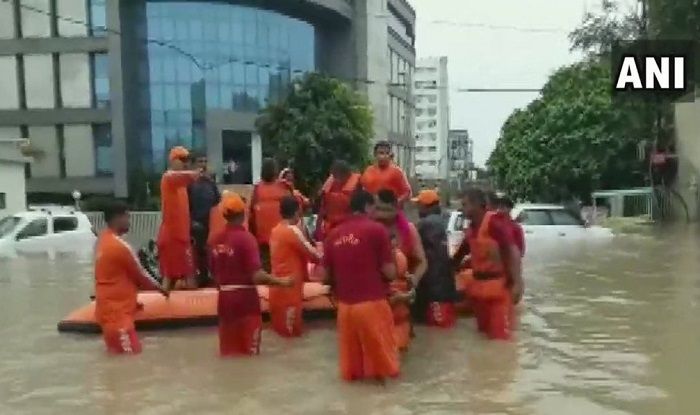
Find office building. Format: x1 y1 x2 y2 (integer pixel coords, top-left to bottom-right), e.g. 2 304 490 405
447 129 473 180
0 0 415 198
414 56 449 180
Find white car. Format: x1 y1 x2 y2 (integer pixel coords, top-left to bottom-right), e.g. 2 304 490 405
0 205 97 257
445 204 612 253
512 204 613 240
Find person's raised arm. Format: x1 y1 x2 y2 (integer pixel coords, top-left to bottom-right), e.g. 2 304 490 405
163 169 199 189
252 269 293 287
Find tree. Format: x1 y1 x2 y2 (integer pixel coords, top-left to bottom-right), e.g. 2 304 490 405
488 60 650 202
256 73 373 195
569 0 644 56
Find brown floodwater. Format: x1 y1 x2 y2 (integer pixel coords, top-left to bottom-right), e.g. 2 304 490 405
1 226 699 415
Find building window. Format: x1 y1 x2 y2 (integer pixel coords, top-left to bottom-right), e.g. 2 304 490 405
427 108 437 117
94 124 112 176
21 0 51 38
428 95 437 104
23 54 55 109
89 0 107 36
428 146 437 152
0 57 20 109
91 53 110 108
58 0 89 37
0 0 14 39
60 54 91 108
0 193 5 210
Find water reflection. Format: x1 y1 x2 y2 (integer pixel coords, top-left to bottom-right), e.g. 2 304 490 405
1 227 699 414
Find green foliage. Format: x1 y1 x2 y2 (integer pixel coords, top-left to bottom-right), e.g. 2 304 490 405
648 0 700 83
488 60 649 202
569 0 644 56
256 73 373 195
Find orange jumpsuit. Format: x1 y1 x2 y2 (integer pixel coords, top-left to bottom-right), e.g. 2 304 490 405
248 181 291 271
361 163 412 203
94 229 161 354
157 170 197 280
467 212 513 340
269 222 320 337
390 248 411 351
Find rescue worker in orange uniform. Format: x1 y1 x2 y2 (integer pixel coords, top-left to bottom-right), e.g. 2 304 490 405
319 190 400 382
316 160 362 240
209 193 293 357
374 189 427 349
247 158 291 271
94 200 168 355
361 141 412 205
452 188 523 340
269 196 322 337
157 146 201 291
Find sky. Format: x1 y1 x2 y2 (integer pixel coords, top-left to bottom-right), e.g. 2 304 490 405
407 0 636 167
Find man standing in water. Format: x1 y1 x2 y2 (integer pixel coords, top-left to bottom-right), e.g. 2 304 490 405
158 146 200 291
452 188 523 340
269 196 322 337
95 200 168 354
320 190 400 382
412 190 459 327
247 158 291 271
188 152 221 285
361 141 412 205
210 193 292 357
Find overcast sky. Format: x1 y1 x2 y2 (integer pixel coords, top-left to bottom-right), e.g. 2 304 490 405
407 0 636 166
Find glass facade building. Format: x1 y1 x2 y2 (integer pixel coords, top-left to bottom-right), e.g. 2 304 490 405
137 2 315 171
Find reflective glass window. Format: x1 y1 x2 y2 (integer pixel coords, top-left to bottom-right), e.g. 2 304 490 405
137 2 315 172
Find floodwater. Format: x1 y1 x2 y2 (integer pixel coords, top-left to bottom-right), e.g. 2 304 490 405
1 227 699 415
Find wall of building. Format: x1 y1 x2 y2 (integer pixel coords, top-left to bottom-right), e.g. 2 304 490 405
0 161 27 218
448 129 472 179
674 96 700 220
0 0 113 195
414 56 449 180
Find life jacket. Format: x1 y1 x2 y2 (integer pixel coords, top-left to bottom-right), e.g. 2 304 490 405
321 173 360 228
249 181 290 245
466 211 508 301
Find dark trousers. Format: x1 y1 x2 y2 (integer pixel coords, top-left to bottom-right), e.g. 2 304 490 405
191 221 211 286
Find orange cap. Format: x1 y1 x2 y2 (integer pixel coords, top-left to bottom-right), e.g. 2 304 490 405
411 189 440 206
168 146 189 162
220 192 246 215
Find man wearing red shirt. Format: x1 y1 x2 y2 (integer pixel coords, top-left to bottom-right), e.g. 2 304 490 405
452 189 523 340
209 193 292 357
320 190 399 382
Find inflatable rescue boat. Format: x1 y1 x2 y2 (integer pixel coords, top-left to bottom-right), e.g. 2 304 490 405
57 283 334 334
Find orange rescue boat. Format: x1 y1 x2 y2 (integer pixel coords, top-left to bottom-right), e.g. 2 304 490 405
58 283 334 334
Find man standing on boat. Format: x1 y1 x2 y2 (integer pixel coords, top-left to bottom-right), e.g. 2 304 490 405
316 160 363 240
247 158 291 271
269 196 322 338
361 141 412 205
95 200 168 355
158 146 200 291
320 190 400 382
188 152 221 286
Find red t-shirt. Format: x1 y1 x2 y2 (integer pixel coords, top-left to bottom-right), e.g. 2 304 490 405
210 225 262 317
323 216 394 304
496 212 525 256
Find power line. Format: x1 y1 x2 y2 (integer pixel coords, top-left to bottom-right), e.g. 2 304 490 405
6 0 544 93
374 14 569 34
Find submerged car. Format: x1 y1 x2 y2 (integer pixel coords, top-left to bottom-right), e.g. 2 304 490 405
445 203 613 253
0 206 97 257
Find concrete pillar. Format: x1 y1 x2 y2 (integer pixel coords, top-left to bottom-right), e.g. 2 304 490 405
106 0 128 197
